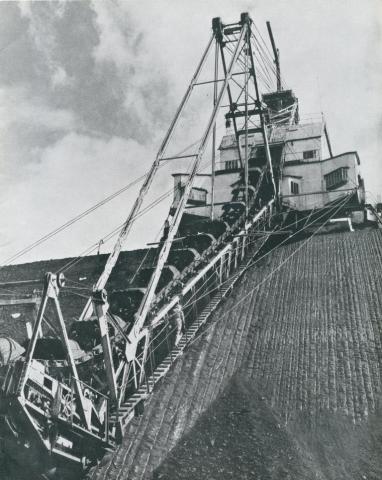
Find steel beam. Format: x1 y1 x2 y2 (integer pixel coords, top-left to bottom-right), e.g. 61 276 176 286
93 292 118 403
0 298 39 306
133 23 248 339
211 38 219 220
247 29 277 196
218 35 243 167
266 21 281 91
79 34 215 321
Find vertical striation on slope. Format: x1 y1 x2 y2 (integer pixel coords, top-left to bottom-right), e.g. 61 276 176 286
90 229 382 480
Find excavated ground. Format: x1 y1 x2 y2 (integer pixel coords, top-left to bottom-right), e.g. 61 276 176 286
1 228 381 479
154 377 382 480
87 228 382 480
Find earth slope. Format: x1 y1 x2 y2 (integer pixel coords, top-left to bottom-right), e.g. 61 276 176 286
89 228 382 479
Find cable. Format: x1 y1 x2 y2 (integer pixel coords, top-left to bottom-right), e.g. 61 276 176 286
160 201 279 312
57 188 174 275
128 225 162 286
156 189 355 314
252 34 278 80
251 25 288 91
179 193 352 310
57 145 216 276
1 176 146 266
64 277 93 290
1 138 204 267
249 35 276 90
181 232 269 311
186 193 352 349
62 289 91 301
251 35 286 92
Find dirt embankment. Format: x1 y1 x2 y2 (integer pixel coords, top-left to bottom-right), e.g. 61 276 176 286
154 376 382 480
90 230 382 480
2 230 382 479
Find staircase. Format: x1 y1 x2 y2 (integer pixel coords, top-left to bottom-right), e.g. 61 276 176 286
109 265 248 434
107 198 275 436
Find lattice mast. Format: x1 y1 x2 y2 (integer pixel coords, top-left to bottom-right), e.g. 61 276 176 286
122 12 278 386
80 12 278 405
0 14 282 475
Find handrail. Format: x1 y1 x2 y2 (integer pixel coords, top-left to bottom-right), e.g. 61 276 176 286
369 205 382 227
150 200 273 329
152 180 268 308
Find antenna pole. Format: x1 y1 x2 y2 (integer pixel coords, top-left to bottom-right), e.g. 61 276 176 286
244 28 249 217
266 21 281 91
211 39 219 220
324 122 334 158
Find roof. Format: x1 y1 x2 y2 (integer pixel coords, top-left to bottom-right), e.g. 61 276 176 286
218 133 237 150
218 122 323 152
88 228 382 479
0 213 210 343
255 121 323 144
0 250 154 342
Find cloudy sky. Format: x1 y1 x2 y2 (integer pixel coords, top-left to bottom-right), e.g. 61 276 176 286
0 0 381 265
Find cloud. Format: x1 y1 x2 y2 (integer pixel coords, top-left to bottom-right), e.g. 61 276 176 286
91 1 176 139
0 131 166 263
0 0 381 265
0 86 75 132
0 85 77 190
18 1 70 88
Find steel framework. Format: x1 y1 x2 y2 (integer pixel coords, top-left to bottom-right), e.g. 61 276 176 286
0 12 281 476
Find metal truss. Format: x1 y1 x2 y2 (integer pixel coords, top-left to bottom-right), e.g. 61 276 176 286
0 12 280 473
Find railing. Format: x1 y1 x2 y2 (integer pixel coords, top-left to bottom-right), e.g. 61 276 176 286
0 363 14 394
282 188 357 211
1 199 274 451
0 360 24 396
152 185 269 312
13 360 116 445
150 200 273 330
127 200 275 401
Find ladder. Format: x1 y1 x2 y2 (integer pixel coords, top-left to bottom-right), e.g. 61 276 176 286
108 264 248 433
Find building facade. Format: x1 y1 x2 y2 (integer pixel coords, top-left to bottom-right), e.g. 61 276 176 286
171 91 365 218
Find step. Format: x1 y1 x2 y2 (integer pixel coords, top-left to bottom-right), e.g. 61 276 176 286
118 406 132 412
110 266 235 426
156 367 170 373
154 367 166 373
111 256 251 424
158 363 171 369
129 390 141 401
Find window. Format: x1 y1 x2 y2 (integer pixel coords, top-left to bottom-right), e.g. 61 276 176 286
291 181 299 195
324 167 348 190
240 135 254 147
188 188 207 206
303 150 317 160
225 160 239 170
44 377 53 390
